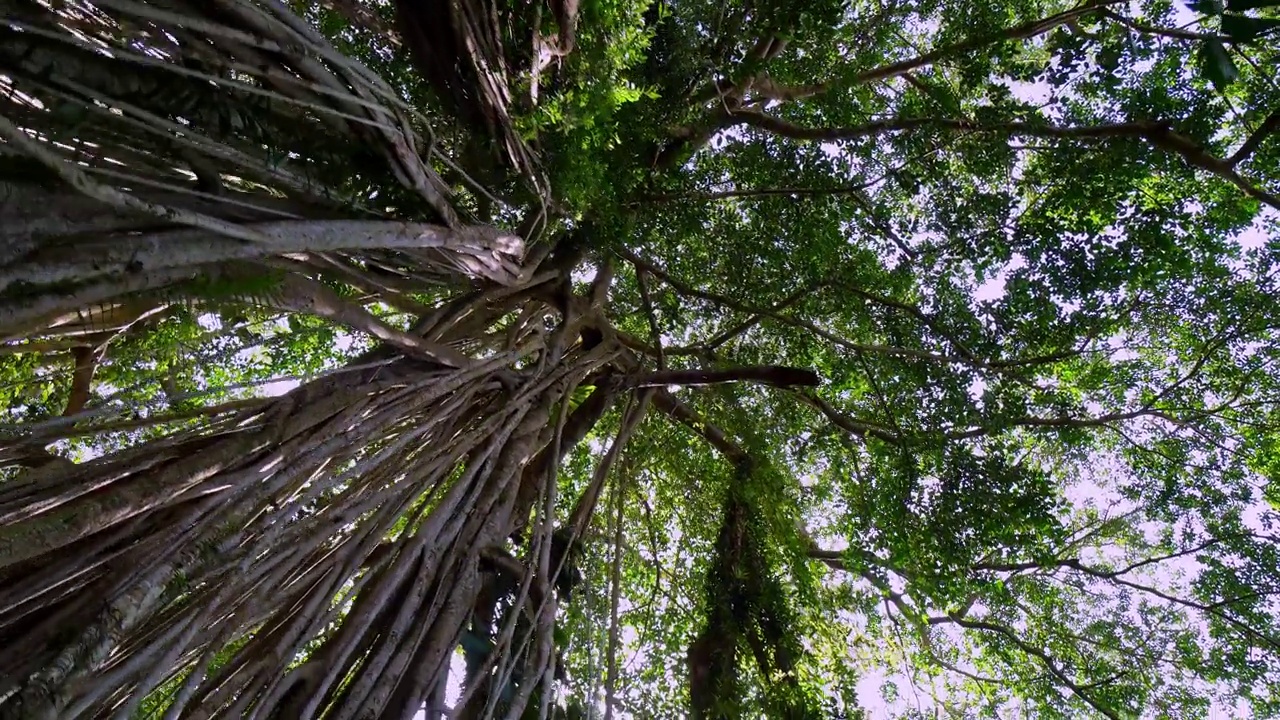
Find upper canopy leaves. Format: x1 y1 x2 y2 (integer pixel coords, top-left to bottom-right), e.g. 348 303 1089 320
508 0 1280 715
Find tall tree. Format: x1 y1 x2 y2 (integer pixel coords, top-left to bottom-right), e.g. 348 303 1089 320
1 0 1279 718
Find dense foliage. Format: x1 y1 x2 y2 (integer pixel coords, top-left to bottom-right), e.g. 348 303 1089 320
2 0 1280 717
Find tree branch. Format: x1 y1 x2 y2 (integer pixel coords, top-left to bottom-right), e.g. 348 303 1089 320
62 345 105 417
973 533 1237 577
704 281 819 352
619 249 992 369
726 110 1280 211
949 616 1122 719
514 379 623 529
661 0 1126 165
793 393 903 445
628 365 820 389
651 390 751 468
978 542 1280 654
633 265 665 369
849 0 1125 87
943 405 1185 440
808 545 1006 684
1101 10 1230 42
730 110 1132 142
631 183 880 204
742 76 828 104
1230 109 1280 167
567 390 652 538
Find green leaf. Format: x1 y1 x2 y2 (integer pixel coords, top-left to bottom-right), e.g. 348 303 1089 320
1226 0 1280 10
1197 39 1240 88
1220 12 1280 41
1188 0 1226 14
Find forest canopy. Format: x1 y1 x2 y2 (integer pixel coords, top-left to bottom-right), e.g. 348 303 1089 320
1 0 1280 718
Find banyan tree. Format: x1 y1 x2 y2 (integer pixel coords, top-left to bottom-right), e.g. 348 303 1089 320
2 0 1280 717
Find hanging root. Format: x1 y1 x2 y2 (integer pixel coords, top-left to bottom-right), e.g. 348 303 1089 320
0 298 627 718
